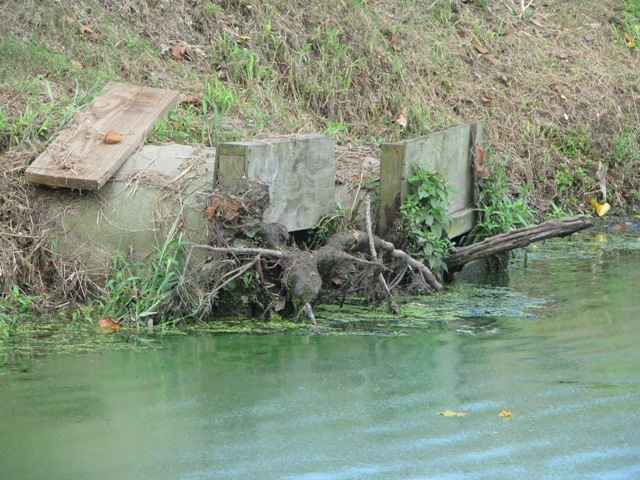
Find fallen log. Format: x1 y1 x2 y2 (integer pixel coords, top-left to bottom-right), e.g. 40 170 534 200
445 216 593 272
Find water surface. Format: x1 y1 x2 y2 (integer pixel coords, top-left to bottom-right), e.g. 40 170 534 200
1 233 639 479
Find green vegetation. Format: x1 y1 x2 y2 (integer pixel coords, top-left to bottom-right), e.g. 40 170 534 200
0 286 39 340
475 156 536 240
400 167 453 275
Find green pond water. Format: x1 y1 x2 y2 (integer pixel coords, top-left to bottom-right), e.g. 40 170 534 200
1 232 639 479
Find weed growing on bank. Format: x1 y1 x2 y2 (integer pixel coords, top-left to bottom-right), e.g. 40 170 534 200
400 167 453 276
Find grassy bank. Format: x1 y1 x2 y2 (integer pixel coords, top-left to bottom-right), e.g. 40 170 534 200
0 0 639 326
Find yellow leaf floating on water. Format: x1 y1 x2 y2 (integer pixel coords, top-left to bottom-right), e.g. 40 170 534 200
438 409 468 417
589 198 610 217
499 410 512 418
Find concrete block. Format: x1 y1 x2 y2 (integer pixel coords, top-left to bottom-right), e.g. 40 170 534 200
45 144 215 271
216 134 336 231
379 121 484 238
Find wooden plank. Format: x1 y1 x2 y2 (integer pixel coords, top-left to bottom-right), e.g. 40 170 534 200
25 82 180 190
377 142 406 235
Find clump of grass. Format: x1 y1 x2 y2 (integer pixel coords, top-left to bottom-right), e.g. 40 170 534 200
88 225 203 326
0 286 39 340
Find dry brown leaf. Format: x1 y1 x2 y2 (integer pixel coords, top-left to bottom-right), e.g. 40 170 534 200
532 198 552 211
474 44 488 55
222 197 243 221
474 145 490 178
79 24 93 34
170 44 186 60
98 318 120 329
70 60 84 69
205 199 221 220
481 95 493 103
180 94 203 106
65 16 76 24
390 33 398 46
396 107 408 129
624 32 634 43
103 130 122 145
611 224 627 232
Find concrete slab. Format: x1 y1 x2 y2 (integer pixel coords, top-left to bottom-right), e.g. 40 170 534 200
216 135 336 231
378 120 484 238
44 144 215 271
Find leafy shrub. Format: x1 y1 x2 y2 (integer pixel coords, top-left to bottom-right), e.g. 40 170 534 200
400 167 453 275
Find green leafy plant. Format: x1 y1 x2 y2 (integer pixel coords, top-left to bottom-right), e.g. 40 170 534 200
474 156 536 240
0 286 39 339
400 167 453 275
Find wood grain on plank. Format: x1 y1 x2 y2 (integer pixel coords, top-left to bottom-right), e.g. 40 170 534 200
25 82 180 190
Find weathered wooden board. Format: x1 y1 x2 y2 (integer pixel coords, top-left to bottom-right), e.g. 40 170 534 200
378 120 484 238
25 82 180 190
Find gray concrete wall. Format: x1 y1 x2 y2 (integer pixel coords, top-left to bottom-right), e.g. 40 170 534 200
216 135 336 231
44 144 215 271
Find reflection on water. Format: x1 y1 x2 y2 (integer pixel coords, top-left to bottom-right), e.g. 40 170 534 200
0 233 639 479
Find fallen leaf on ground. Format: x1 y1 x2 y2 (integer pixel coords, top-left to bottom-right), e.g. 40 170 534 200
474 145 490 178
98 318 120 329
474 44 488 54
103 130 122 144
205 199 221 220
222 196 243 221
70 60 84 69
624 32 634 43
396 107 408 129
170 44 186 60
499 410 512 418
180 94 202 106
589 198 610 217
438 409 469 417
79 24 93 34
611 224 626 232
532 198 551 211
481 95 493 104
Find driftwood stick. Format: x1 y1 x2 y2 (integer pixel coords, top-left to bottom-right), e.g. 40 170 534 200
365 196 399 314
390 248 444 291
366 235 444 291
181 244 287 287
445 216 592 272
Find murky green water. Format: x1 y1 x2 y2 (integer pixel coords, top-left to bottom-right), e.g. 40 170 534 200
1 232 639 479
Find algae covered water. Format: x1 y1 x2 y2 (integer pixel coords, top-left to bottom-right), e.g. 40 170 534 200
1 232 639 479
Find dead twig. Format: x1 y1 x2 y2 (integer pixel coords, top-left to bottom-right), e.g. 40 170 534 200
365 196 399 314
